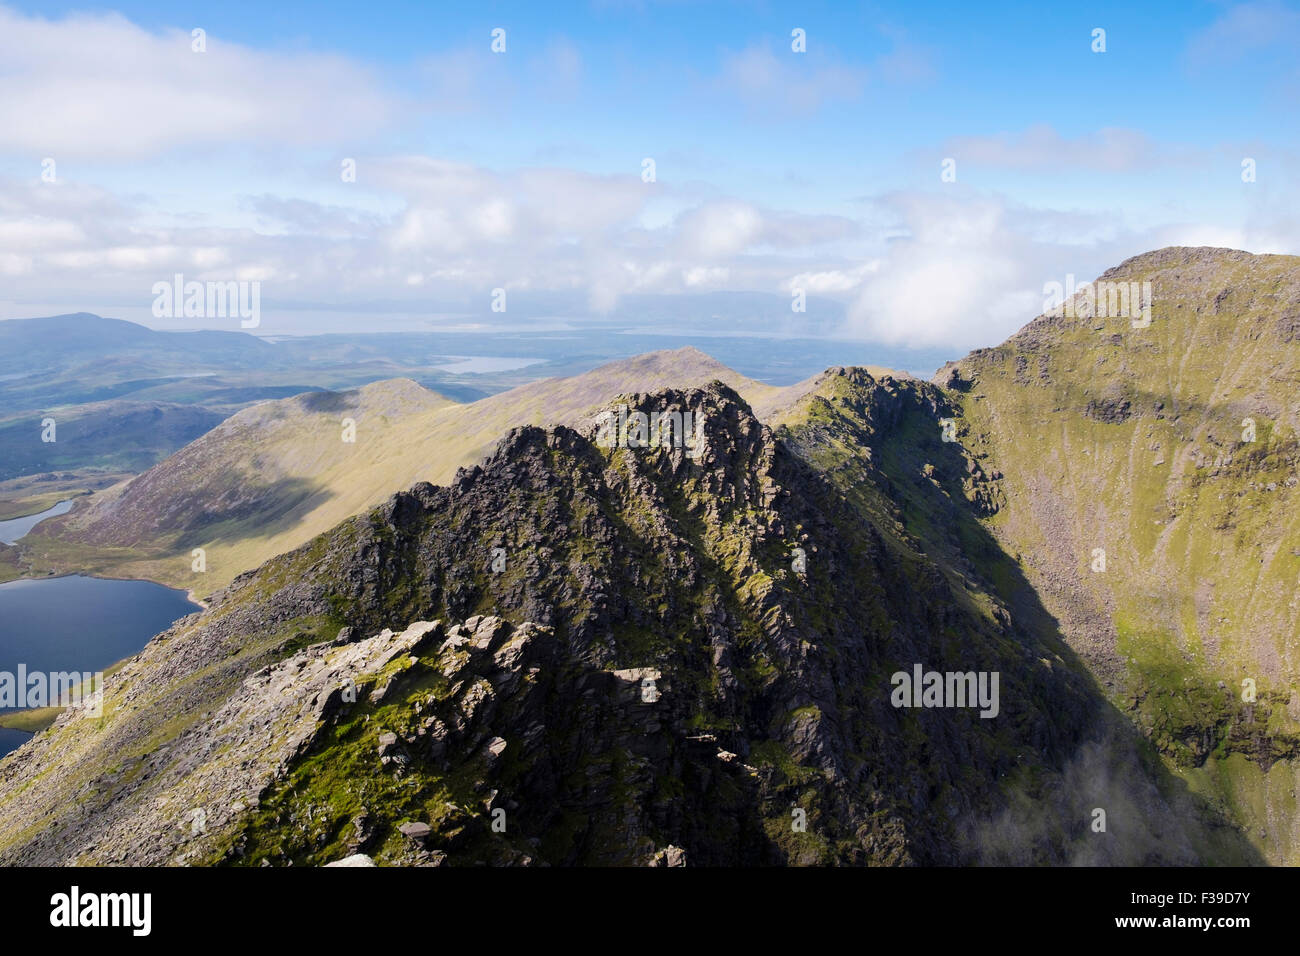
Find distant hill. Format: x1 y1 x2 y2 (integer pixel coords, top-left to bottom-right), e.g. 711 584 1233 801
0 400 227 481
0 313 278 376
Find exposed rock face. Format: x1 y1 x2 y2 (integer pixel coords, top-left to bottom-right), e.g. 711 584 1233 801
0 377 1260 866
1084 396 1133 424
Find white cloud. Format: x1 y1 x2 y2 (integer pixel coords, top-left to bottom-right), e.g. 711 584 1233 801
714 25 935 113
0 6 397 159
5 159 1295 344
0 219 86 246
839 192 1135 348
717 44 869 112
785 262 878 295
1186 0 1300 67
673 200 856 259
0 155 872 325
682 265 730 287
0 254 33 276
4 147 1297 345
375 158 649 262
941 125 1190 172
836 188 1300 349
674 202 764 258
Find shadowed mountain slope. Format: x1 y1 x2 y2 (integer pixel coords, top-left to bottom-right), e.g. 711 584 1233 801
934 246 1300 863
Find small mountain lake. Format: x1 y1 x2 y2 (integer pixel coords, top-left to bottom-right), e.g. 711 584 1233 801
0 498 74 544
0 575 201 757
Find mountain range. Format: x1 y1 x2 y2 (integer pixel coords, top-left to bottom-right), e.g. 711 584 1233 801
0 246 1295 865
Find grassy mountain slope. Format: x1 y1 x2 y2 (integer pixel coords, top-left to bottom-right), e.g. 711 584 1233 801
935 246 1300 863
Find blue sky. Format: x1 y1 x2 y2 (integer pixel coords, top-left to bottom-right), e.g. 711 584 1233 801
0 0 1296 346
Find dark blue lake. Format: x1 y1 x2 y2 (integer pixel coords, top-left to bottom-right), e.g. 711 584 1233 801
0 575 201 757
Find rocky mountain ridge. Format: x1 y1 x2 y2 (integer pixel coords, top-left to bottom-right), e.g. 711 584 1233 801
0 374 1254 864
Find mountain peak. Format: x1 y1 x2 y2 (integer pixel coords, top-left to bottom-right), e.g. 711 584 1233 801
1100 245 1281 279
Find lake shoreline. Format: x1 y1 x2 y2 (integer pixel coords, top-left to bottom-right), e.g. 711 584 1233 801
0 499 68 522
4 568 211 611
0 497 76 546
